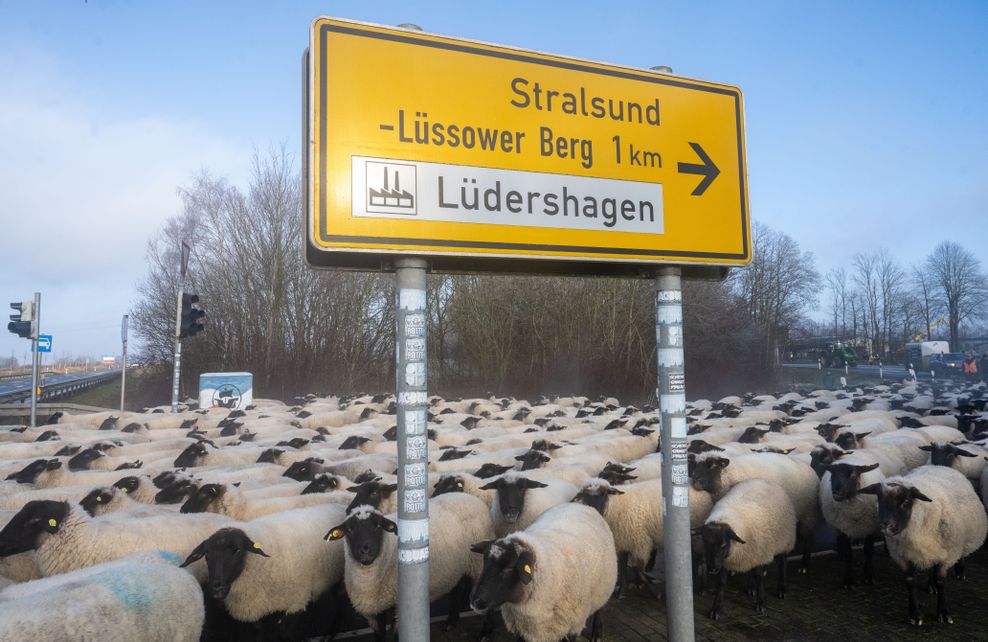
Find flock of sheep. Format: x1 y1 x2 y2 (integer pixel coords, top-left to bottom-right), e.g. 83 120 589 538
0 377 986 641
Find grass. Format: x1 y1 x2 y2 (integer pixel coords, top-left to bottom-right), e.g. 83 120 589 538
61 367 173 411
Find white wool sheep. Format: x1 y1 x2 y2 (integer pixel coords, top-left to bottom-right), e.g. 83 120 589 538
484 473 578 537
0 500 231 583
184 502 347 623
471 501 617 642
699 479 796 619
331 493 494 634
0 551 204 641
861 465 988 625
180 482 344 521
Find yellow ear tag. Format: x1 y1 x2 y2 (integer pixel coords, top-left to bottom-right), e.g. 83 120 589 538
96 497 102 503
332 529 342 538
48 519 57 528
120 488 129 493
523 564 532 574
253 542 262 549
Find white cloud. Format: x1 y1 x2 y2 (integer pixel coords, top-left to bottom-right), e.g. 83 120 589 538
0 45 249 362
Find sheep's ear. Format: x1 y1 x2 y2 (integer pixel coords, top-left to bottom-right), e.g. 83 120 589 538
727 528 746 545
381 517 398 534
910 488 933 503
951 446 978 458
383 483 398 494
324 524 347 541
181 541 206 567
606 486 625 496
857 462 880 473
523 479 549 489
918 444 934 452
470 540 493 555
571 492 584 503
857 432 871 439
516 550 535 584
479 479 504 491
858 483 882 496
713 457 730 468
783 448 795 455
246 539 270 557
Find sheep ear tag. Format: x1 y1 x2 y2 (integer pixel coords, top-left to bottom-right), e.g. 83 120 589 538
325 528 345 541
248 542 270 557
44 518 59 533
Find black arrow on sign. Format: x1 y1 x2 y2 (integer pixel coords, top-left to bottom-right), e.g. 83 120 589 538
677 142 720 196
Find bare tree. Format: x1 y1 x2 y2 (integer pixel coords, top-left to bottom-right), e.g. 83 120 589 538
925 241 988 349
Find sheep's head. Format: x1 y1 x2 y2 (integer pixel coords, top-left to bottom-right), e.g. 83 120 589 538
688 440 724 455
920 442 978 467
339 435 371 451
480 476 547 524
439 447 474 462
325 506 396 566
737 426 769 444
695 521 745 575
573 479 624 515
858 482 932 537
68 447 106 471
834 431 870 451
815 423 847 442
473 463 514 479
80 487 115 517
824 462 879 502
0 500 69 556
809 445 847 478
514 449 550 471
5 458 62 485
431 475 466 497
469 538 535 613
346 480 398 514
174 441 211 468
283 460 319 481
154 478 199 504
113 475 142 495
181 483 226 514
256 448 284 464
690 456 730 493
302 474 342 495
182 527 269 600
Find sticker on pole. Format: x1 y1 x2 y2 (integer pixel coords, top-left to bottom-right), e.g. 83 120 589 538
305 17 750 273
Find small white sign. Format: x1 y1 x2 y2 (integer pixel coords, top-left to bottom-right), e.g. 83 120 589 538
353 156 664 235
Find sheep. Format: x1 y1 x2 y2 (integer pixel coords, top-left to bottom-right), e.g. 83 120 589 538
112 475 160 503
696 479 797 620
182 503 347 635
819 448 907 589
0 551 204 641
481 473 578 537
0 510 41 583
859 465 988 625
691 452 819 572
0 499 231 583
431 473 496 507
180 481 344 520
469 501 617 642
326 492 495 640
79 487 175 518
920 441 988 481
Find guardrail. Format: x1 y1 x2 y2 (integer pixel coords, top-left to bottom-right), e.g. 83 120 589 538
0 370 56 383
0 370 121 405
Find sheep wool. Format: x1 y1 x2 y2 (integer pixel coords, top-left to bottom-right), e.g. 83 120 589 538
499 502 617 642
222 503 348 622
0 551 204 642
881 466 987 572
706 479 797 574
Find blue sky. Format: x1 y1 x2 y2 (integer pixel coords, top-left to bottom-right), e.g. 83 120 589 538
1 0 986 361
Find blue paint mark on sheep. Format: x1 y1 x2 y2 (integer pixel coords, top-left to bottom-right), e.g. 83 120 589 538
104 571 159 613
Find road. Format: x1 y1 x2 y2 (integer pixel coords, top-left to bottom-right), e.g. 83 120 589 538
0 370 121 402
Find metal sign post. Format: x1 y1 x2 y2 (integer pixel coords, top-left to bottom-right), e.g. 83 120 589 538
120 314 129 415
171 289 183 413
394 256 430 641
29 292 40 428
655 266 694 641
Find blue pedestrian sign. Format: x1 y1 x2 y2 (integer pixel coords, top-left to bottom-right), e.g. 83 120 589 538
38 334 52 353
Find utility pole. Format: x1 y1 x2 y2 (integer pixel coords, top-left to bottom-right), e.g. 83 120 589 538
171 241 191 413
120 314 129 415
29 292 40 428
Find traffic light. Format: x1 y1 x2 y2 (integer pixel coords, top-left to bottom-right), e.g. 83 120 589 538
8 300 35 339
179 293 205 339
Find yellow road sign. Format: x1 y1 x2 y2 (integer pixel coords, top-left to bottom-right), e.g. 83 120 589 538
306 17 750 272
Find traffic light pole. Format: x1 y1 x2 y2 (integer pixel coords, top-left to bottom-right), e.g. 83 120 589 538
171 288 183 413
29 292 40 428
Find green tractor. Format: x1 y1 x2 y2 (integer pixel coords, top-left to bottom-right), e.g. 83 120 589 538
820 341 857 368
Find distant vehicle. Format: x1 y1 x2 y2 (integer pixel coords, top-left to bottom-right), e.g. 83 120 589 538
904 341 950 369
820 341 857 368
932 352 965 377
